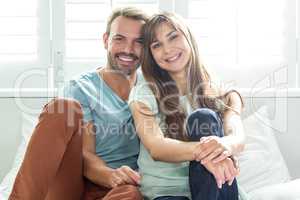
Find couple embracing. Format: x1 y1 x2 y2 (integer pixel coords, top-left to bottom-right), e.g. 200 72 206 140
9 6 245 200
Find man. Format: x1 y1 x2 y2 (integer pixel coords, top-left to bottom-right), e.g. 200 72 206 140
9 7 148 200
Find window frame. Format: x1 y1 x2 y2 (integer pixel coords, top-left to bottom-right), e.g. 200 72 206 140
1 0 300 97
0 0 51 92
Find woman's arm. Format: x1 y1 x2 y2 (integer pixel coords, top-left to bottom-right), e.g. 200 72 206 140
222 91 246 155
130 101 239 186
130 101 198 162
194 91 246 164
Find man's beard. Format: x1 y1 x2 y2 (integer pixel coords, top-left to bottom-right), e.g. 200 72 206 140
107 52 140 76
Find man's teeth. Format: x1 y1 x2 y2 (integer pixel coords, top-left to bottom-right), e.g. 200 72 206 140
119 56 134 62
166 54 180 62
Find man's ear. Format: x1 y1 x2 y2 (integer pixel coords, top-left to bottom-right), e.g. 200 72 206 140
103 32 109 50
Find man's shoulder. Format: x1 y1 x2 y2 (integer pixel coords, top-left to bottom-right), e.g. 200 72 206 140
66 70 99 88
61 69 100 98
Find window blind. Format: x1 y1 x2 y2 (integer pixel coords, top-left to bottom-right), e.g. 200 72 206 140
0 0 50 90
64 0 158 78
0 0 39 63
187 0 294 87
65 0 158 62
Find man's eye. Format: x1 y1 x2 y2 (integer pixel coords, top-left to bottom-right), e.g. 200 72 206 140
136 39 144 44
114 37 123 41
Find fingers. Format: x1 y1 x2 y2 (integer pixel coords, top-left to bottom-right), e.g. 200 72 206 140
121 166 141 185
228 161 237 177
111 172 125 188
223 163 231 182
201 160 221 187
223 158 238 186
231 156 240 174
201 147 223 164
194 138 220 161
205 158 237 189
215 165 225 189
212 150 231 163
194 137 229 164
223 159 234 185
216 178 223 189
206 163 225 189
228 177 235 186
195 145 217 161
110 166 141 188
116 168 134 185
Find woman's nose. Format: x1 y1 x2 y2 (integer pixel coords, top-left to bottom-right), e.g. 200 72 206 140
162 43 172 55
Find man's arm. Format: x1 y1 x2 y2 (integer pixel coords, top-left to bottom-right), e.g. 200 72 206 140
82 122 141 188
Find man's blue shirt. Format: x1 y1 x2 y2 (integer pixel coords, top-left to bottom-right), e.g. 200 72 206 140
63 70 139 170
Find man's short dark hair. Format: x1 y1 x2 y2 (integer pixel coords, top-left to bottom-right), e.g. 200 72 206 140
106 7 149 35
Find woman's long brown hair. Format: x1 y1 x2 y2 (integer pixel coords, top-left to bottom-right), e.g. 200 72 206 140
141 12 243 141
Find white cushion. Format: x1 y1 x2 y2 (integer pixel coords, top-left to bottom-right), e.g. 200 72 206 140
0 113 37 199
0 192 5 200
237 106 290 193
248 179 300 200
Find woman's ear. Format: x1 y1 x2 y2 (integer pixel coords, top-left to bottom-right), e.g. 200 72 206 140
103 32 109 50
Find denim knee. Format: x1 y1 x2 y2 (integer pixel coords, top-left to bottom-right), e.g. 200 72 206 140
186 108 223 141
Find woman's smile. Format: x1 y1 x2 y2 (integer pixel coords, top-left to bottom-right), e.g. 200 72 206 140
165 52 182 63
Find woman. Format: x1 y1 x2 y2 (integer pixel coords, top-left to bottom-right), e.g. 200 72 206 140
128 12 245 200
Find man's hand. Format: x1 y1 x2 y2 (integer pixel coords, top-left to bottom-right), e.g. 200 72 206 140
203 157 239 189
108 166 141 188
193 136 232 164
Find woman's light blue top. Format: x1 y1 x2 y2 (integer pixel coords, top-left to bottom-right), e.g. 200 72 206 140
128 74 193 200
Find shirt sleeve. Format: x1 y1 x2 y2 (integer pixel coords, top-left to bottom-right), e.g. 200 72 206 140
61 80 93 123
128 75 159 115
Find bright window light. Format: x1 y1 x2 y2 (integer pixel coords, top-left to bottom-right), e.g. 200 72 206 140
0 0 38 63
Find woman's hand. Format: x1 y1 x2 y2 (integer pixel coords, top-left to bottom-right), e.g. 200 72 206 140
193 136 232 164
203 157 239 189
108 166 141 188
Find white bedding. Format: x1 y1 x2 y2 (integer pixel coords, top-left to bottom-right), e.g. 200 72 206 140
237 106 290 193
1 107 299 200
247 179 300 200
0 191 4 200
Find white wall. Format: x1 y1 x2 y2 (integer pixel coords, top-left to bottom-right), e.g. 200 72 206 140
0 98 48 180
0 96 299 181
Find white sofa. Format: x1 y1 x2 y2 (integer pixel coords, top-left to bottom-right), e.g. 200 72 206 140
0 97 299 200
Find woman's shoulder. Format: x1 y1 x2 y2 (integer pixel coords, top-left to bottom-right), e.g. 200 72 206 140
133 70 155 96
129 70 159 113
135 69 148 85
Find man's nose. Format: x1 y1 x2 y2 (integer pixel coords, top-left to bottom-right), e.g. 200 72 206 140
123 41 134 54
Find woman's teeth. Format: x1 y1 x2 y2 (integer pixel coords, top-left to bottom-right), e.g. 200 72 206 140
166 53 181 62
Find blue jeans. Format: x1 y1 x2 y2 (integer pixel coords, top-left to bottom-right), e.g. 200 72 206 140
156 108 238 200
154 196 189 200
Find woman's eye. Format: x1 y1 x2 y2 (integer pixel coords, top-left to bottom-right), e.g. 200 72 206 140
151 43 160 49
170 34 178 40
